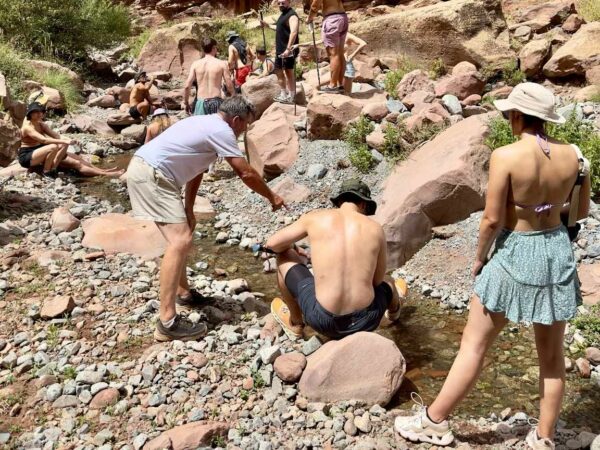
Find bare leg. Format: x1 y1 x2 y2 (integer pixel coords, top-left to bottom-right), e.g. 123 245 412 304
384 275 401 315
177 261 191 298
137 100 151 119
59 154 124 178
427 295 508 423
326 46 338 87
275 69 287 95
50 144 68 170
343 76 353 95
284 69 295 98
336 45 346 87
275 249 306 330
155 222 193 322
534 321 566 439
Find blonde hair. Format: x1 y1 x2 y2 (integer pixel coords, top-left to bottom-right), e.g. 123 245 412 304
152 115 171 135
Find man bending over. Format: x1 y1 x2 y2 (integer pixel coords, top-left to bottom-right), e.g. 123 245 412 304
264 179 402 340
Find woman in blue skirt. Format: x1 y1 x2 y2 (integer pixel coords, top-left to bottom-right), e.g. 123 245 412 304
394 83 591 449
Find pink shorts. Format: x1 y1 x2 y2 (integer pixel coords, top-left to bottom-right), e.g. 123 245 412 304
322 12 349 48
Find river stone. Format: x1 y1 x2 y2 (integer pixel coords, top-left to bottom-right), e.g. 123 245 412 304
260 345 281 365
274 352 307 382
442 95 462 115
40 296 75 319
76 371 103 384
575 358 591 378
586 347 600 365
89 387 119 409
591 435 600 450
298 332 405 406
143 421 229 450
52 395 80 409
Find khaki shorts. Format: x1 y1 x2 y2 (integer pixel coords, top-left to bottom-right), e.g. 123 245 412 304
126 156 186 223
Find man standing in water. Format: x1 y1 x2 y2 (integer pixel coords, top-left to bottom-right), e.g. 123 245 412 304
127 96 286 341
184 38 234 116
260 0 299 104
264 179 404 340
307 0 348 93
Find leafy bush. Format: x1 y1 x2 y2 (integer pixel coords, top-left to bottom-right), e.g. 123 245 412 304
39 70 81 112
125 30 152 60
0 42 34 101
571 305 600 347
502 60 526 86
349 144 375 174
577 0 600 21
0 0 130 60
381 123 411 162
485 116 517 150
429 58 447 80
407 121 448 145
384 56 421 99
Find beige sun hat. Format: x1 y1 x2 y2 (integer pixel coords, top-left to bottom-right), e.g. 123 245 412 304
493 82 565 125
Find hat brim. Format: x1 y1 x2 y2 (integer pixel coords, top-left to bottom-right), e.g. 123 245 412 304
493 99 566 125
330 192 377 216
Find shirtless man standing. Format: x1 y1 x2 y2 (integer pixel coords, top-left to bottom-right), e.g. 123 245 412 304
184 38 234 116
307 0 348 93
264 179 403 340
226 31 255 92
129 72 158 120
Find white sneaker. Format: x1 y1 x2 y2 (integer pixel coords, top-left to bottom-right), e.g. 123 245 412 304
394 393 454 446
526 428 555 450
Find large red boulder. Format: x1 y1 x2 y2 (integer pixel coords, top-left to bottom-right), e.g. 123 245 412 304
578 263 600 306
241 75 281 119
519 39 552 78
375 114 492 267
143 421 229 450
51 207 80 233
27 60 84 90
516 0 574 33
70 115 117 136
0 113 21 167
434 62 486 100
271 176 312 203
543 23 600 78
81 213 167 259
396 70 434 101
298 332 405 406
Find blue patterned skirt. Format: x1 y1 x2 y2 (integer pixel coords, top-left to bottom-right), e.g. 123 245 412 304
474 225 581 324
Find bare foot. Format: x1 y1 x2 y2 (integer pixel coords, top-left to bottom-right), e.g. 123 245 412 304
104 169 125 178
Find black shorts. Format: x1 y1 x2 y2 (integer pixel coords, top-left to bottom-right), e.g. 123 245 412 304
274 55 297 71
18 145 44 168
129 105 142 119
285 264 393 340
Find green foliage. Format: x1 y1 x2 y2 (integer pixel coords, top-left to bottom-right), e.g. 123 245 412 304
577 0 600 21
407 121 449 145
485 116 517 150
47 324 60 349
502 60 526 86
251 370 265 389
62 366 77 380
295 61 316 80
429 58 447 80
349 144 375 173
211 434 226 448
344 115 374 149
481 94 497 106
571 305 600 347
39 69 81 111
125 30 152 60
480 65 500 83
384 56 421 99
0 42 34 100
239 389 250 401
0 0 130 60
381 123 409 162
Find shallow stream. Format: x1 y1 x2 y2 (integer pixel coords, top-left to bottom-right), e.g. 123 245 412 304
78 151 599 432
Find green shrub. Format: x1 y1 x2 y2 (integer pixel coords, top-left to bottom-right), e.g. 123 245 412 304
125 30 152 60
481 94 497 106
571 305 600 347
0 42 34 101
502 60 526 86
384 56 421 99
429 58 447 80
485 116 517 150
39 69 81 112
381 123 410 162
577 0 600 21
0 0 130 60
408 121 448 145
349 144 375 173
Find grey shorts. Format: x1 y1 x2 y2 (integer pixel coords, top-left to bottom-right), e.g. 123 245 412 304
126 156 186 223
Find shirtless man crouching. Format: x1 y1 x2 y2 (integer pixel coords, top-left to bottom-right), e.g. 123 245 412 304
184 38 234 116
264 179 404 340
129 71 159 121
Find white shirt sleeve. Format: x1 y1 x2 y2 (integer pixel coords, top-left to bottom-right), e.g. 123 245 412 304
209 129 244 158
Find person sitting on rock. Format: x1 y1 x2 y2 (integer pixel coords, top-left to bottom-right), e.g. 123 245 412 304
126 96 285 342
19 102 124 178
129 71 158 121
251 46 275 78
145 108 175 143
264 179 404 341
226 31 254 92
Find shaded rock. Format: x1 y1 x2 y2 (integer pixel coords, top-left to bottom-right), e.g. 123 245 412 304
586 66 600 85
27 60 84 90
41 296 75 319
241 75 281 119
516 0 574 33
143 421 229 450
351 0 512 68
543 23 600 78
107 112 141 127
274 352 307 382
271 176 312 203
575 357 591 378
375 114 492 266
162 88 184 110
519 39 552 78
562 14 583 33
51 207 80 233
585 347 600 366
70 115 117 136
81 213 167 259
87 95 117 109
298 332 405 406
121 124 147 144
0 113 21 167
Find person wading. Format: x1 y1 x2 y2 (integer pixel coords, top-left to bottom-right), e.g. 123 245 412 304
264 179 404 340
394 83 590 450
126 96 286 342
19 102 124 179
260 0 300 104
184 38 234 116
307 0 348 93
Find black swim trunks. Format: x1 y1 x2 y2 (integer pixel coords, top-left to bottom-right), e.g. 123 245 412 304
129 105 142 119
285 264 393 339
18 144 44 168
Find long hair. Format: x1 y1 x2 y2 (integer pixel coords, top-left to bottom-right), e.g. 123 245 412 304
152 115 171 135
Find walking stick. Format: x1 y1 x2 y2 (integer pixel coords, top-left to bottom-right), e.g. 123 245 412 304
292 55 297 116
310 23 321 90
260 11 267 53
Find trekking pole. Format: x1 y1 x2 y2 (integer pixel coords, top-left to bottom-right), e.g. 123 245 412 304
292 55 297 116
260 11 267 53
310 23 321 90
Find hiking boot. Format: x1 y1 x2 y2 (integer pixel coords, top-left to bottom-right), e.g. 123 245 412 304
154 314 208 342
175 289 212 312
394 393 454 446
271 297 304 341
526 428 555 450
321 85 341 94
273 93 292 104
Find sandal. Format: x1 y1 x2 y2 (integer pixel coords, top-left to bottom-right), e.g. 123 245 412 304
270 297 304 341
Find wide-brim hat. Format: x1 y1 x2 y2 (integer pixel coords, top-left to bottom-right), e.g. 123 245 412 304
26 102 46 119
330 178 377 216
493 82 565 124
152 108 168 117
225 31 240 42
